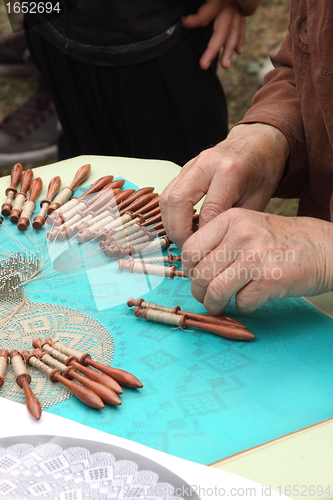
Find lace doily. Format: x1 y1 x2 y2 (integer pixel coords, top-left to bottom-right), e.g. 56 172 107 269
0 436 197 499
0 301 114 408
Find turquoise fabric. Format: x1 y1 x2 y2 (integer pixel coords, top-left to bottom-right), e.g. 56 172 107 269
1 181 333 465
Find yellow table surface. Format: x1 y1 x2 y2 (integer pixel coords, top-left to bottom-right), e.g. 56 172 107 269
1 155 333 499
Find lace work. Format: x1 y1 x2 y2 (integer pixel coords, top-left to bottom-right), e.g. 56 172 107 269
0 440 186 499
0 301 114 408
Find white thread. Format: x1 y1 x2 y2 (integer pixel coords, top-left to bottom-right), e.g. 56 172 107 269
141 301 175 313
42 343 69 364
53 341 83 360
52 187 74 207
145 308 182 326
38 202 49 219
0 356 7 379
132 263 172 277
131 239 167 255
41 352 66 372
118 233 150 248
11 192 26 211
4 191 15 205
113 224 141 242
63 201 87 221
103 213 132 231
20 200 36 220
11 354 28 377
29 356 55 377
89 214 115 232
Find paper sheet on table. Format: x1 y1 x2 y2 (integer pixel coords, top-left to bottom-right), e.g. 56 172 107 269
0 398 288 499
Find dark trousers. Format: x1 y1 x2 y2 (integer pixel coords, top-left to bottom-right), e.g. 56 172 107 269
26 26 228 166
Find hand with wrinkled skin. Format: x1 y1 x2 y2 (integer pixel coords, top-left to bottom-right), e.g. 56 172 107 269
181 208 333 315
160 123 290 250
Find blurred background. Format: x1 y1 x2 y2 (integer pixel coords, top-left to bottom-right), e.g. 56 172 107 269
0 0 297 215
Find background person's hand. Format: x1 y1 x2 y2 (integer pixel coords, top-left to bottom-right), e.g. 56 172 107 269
181 208 333 315
160 123 289 249
182 0 246 69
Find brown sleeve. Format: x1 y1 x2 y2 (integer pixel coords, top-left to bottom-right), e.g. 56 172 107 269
237 32 309 198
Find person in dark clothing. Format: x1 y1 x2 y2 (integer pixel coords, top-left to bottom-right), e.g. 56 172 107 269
24 0 260 165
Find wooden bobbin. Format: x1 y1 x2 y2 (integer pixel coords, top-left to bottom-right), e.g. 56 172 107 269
116 231 154 249
39 339 123 394
17 177 43 231
22 349 105 410
53 191 123 241
108 235 171 259
127 252 180 264
46 175 120 225
135 306 186 327
133 306 255 341
1 163 23 216
130 195 160 217
118 192 158 216
9 349 42 420
72 191 134 235
117 187 154 212
81 188 135 222
44 338 142 388
127 297 247 329
47 164 91 214
72 187 147 237
99 226 150 250
0 349 9 388
76 212 137 244
9 169 33 223
141 211 162 227
127 297 180 314
132 236 171 256
119 259 185 279
51 181 121 229
33 176 61 229
33 343 121 406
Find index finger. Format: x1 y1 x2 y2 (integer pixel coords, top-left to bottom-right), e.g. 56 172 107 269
160 156 206 248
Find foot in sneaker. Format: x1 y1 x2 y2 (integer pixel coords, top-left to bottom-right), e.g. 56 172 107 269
0 82 59 167
0 30 38 77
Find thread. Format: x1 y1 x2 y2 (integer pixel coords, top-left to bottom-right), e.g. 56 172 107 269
0 356 7 380
11 192 26 212
42 343 69 364
20 200 36 220
145 308 183 327
40 352 66 372
28 355 55 377
132 262 174 278
53 341 82 360
140 300 178 313
11 354 29 378
51 187 74 207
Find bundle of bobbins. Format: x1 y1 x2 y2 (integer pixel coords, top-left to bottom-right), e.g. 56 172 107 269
0 339 143 418
0 163 104 231
127 297 255 341
45 177 195 260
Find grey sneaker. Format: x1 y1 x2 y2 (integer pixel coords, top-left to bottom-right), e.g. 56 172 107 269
0 30 38 77
0 83 58 167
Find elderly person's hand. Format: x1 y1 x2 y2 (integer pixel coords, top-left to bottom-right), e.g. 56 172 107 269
160 123 289 249
181 208 333 315
182 0 260 70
